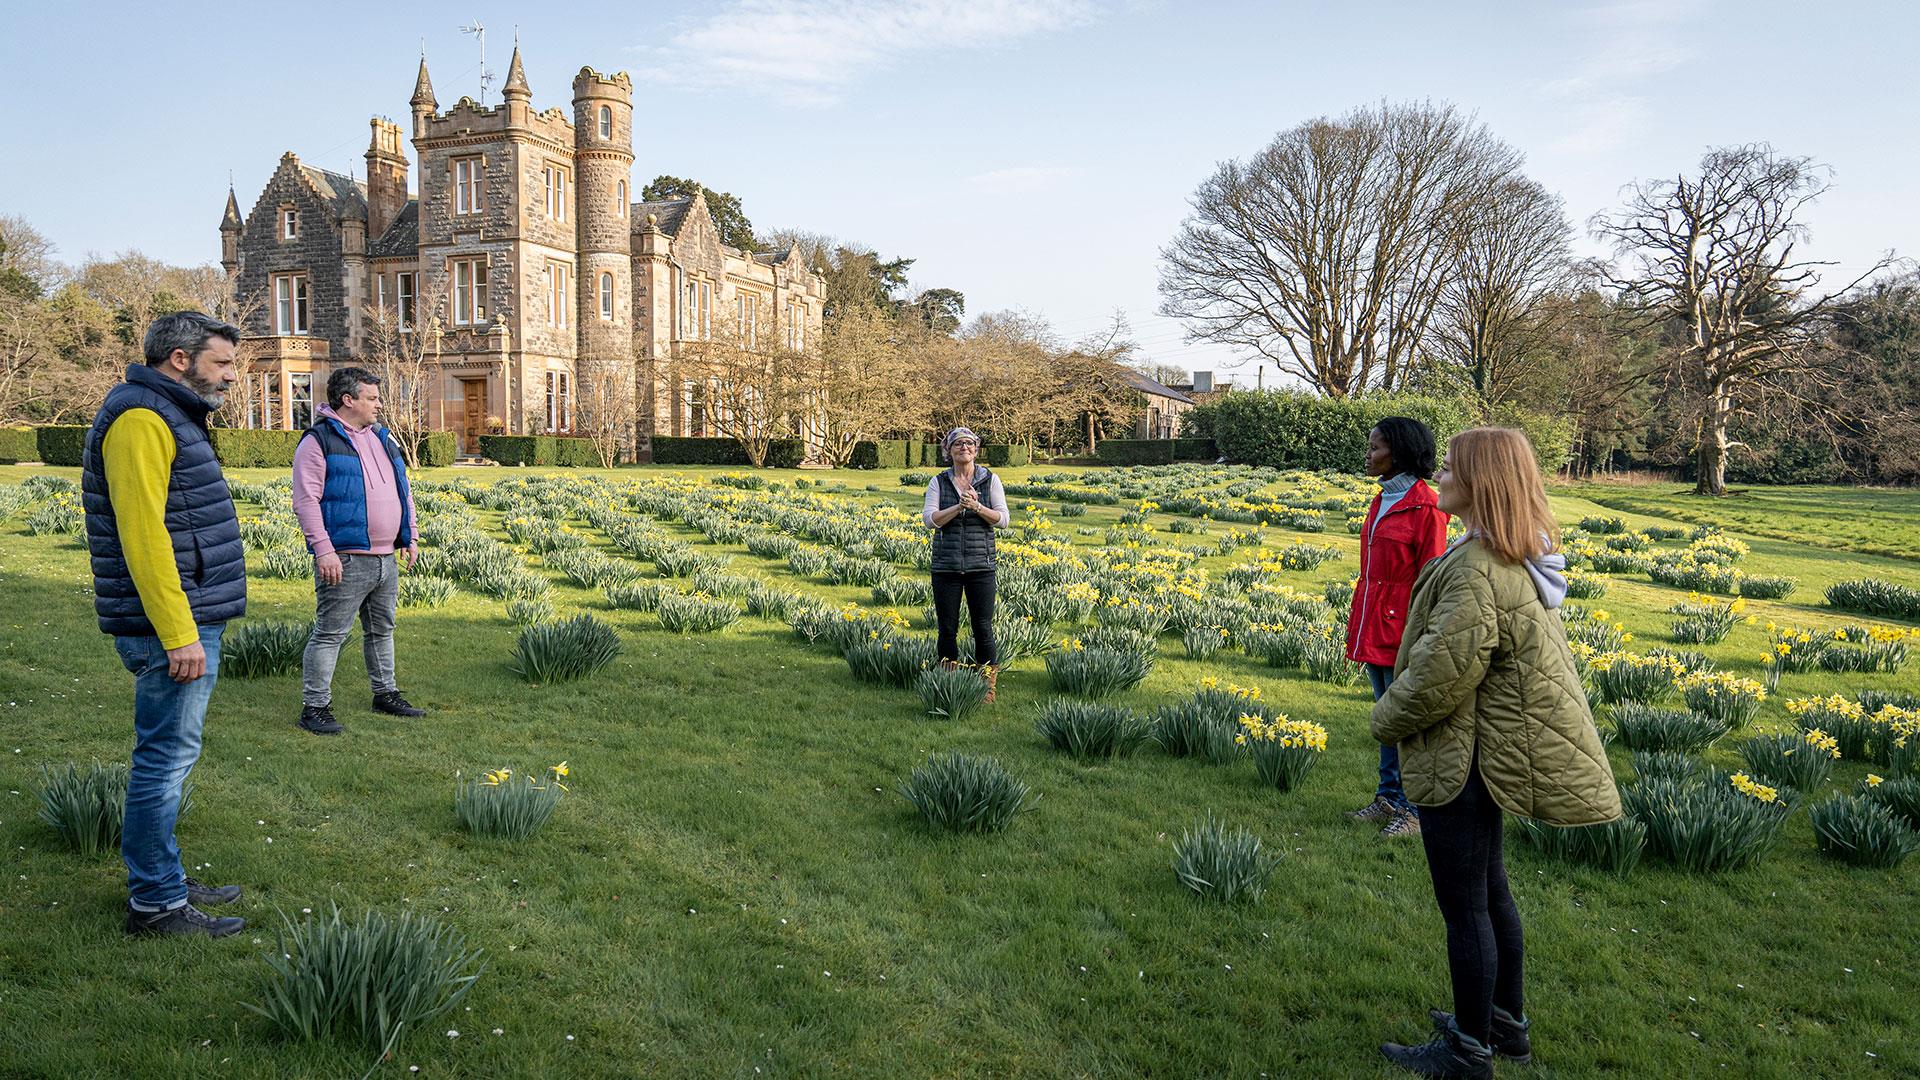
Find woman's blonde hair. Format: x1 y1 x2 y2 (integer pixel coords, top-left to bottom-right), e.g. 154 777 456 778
1444 427 1558 564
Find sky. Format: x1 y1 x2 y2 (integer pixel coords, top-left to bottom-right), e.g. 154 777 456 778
3 0 1915 386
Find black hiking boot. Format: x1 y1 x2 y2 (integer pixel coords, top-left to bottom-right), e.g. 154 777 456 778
372 691 425 717
1382 1017 1494 1079
185 876 242 906
298 704 344 735
1429 1005 1532 1064
124 902 245 939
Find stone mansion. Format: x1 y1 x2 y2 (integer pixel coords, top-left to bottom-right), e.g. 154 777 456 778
220 48 825 453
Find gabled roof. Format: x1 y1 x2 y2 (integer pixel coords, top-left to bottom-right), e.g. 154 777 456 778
1122 369 1195 404
752 244 796 266
633 197 693 236
298 165 368 221
368 200 418 259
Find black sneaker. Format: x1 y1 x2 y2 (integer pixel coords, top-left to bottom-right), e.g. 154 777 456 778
185 876 242 906
372 691 425 717
299 704 344 735
1382 1019 1494 1080
125 902 245 939
1429 1006 1531 1064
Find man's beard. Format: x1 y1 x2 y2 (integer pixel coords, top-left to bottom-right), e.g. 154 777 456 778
184 363 227 409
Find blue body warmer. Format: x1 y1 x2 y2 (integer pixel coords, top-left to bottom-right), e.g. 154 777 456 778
301 415 413 554
80 364 248 637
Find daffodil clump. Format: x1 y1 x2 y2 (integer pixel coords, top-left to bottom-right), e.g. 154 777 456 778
1514 815 1647 876
1564 567 1610 600
1678 670 1768 729
1562 605 1631 653
1824 577 1920 621
1034 698 1151 760
1649 551 1742 594
1235 713 1329 792
1587 651 1683 705
1810 793 1920 868
1606 702 1729 754
844 633 938 688
1622 767 1793 873
1786 694 1874 759
455 763 570 840
1668 594 1748 645
1150 680 1264 764
898 752 1033 833
1738 729 1839 793
1817 624 1912 675
1044 627 1156 698
1870 705 1920 776
1172 814 1281 904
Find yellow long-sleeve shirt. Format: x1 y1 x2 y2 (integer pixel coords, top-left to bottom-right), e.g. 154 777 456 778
100 409 198 649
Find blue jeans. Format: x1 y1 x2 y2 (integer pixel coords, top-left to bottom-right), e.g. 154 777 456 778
1367 662 1416 814
114 624 224 911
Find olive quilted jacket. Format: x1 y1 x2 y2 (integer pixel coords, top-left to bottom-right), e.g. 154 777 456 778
1370 538 1623 826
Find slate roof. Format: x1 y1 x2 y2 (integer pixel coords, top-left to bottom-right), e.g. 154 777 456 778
368 200 418 259
298 165 368 221
633 197 693 236
1122 369 1196 404
752 245 795 266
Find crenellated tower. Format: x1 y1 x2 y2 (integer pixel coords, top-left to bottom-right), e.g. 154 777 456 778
571 67 635 434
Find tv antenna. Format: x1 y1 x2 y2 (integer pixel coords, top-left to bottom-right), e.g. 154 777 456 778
458 21 493 105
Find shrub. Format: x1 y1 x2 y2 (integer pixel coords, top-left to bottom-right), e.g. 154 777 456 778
1235 714 1327 792
244 905 485 1050
1623 770 1793 872
1045 634 1154 697
656 591 742 633
1608 703 1727 753
510 615 621 683
34 425 88 466
1033 699 1150 760
1095 440 1175 466
915 664 992 719
398 574 456 608
1678 671 1768 730
1171 814 1281 903
1739 730 1839 793
646 436 748 466
1810 795 1919 868
1826 578 1920 620
897 752 1033 832
0 426 38 463
1738 575 1797 600
454 764 568 840
409 431 459 467
981 444 1030 467
222 619 314 678
1513 815 1645 876
208 428 303 467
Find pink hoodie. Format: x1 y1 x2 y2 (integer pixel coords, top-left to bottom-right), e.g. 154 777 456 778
293 403 418 557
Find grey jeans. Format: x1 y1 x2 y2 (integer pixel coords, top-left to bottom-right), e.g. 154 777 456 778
301 553 399 707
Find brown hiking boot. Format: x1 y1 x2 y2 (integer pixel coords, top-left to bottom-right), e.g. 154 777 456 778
982 664 998 704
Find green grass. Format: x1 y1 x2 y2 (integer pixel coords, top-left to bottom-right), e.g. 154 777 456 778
1560 480 1920 563
1 465 1916 1078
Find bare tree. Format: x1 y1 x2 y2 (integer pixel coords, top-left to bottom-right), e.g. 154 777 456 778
1159 102 1521 396
358 278 448 468
684 311 800 467
1428 176 1574 405
576 358 638 468
1592 144 1895 495
800 300 927 465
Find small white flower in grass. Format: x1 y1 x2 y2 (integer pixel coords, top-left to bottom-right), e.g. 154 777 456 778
493 1028 503 1036
301 908 311 914
566 1034 575 1042
447 1030 459 1038
256 820 264 826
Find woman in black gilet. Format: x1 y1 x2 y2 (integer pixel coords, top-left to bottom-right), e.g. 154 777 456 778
920 427 1010 701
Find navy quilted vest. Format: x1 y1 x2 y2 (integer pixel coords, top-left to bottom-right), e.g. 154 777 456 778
81 364 247 637
930 466 997 574
300 415 413 553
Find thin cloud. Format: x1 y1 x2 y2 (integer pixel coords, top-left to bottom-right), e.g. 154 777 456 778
632 0 1101 106
1543 0 1704 154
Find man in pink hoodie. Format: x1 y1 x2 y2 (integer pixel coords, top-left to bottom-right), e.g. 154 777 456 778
292 366 423 735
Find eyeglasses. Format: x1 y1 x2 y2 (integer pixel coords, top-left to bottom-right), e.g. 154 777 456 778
950 439 979 449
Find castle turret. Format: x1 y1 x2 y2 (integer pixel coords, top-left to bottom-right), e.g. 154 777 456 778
365 118 409 241
502 46 531 128
410 56 437 138
572 66 635 442
219 186 243 274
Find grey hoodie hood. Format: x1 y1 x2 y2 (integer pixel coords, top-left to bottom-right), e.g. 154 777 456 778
1446 532 1569 609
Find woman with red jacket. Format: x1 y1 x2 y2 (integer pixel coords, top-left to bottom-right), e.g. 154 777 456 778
1346 416 1450 838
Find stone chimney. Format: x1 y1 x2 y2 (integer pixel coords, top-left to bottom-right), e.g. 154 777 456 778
364 118 409 241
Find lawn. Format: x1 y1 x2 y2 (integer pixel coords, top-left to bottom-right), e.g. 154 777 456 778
1 464 1915 1079
1560 480 1920 563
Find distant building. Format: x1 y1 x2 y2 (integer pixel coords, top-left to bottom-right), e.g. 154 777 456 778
1121 370 1195 438
221 47 825 453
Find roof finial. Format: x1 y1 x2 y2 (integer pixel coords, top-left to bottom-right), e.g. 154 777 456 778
411 53 437 109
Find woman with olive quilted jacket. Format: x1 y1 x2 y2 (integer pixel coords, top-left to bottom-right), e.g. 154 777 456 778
1369 427 1621 1080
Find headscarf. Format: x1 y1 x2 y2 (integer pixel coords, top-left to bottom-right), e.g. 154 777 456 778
941 427 980 463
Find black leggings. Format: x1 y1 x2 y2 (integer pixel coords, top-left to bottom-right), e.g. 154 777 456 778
932 570 996 667
1418 764 1524 1043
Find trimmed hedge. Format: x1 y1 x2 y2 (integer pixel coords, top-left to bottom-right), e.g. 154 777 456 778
410 431 458 467
209 428 304 467
35 426 89 467
1095 439 1218 465
982 444 1030 467
0 427 38 463
848 442 881 469
479 434 600 467
650 436 805 467
1183 392 1572 474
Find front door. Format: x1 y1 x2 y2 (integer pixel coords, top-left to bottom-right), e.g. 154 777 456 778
460 379 488 455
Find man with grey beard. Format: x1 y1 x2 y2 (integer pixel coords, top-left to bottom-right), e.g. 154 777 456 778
80 312 251 938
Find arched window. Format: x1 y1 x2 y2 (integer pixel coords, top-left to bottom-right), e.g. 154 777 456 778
600 272 614 319
598 105 612 140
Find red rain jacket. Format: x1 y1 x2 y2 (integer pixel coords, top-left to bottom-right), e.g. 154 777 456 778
1345 480 1450 667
